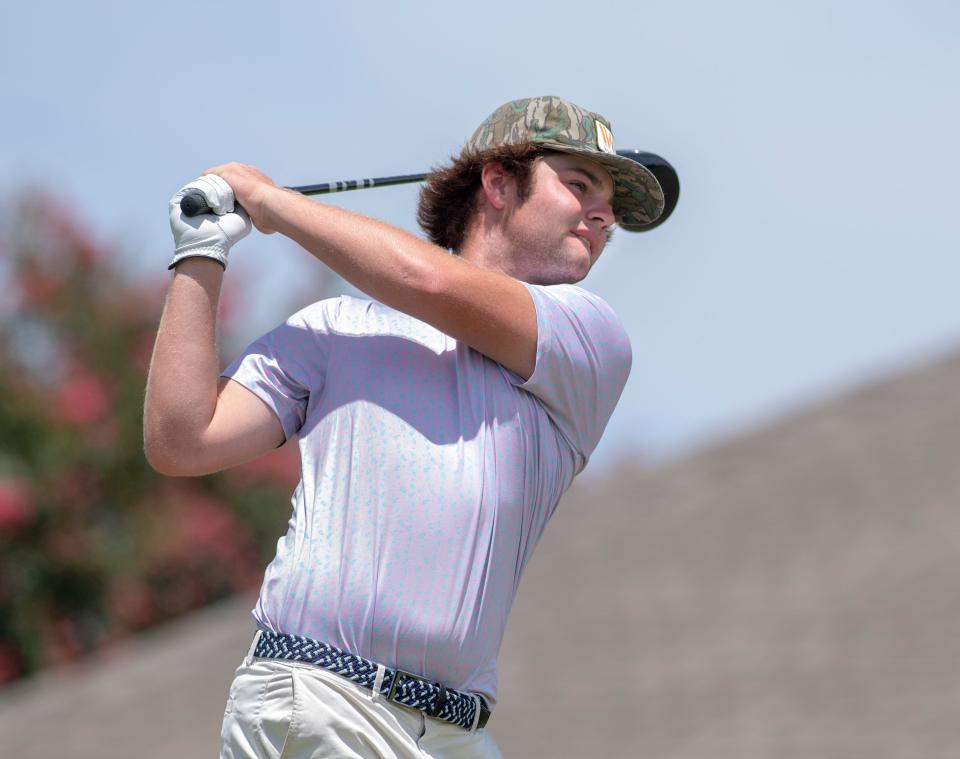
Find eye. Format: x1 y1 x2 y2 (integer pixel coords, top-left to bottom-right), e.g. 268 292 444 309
569 180 588 193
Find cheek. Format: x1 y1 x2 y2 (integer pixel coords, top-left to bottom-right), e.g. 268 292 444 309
532 182 580 217
551 186 583 217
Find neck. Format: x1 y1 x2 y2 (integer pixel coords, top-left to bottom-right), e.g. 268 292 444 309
458 208 520 279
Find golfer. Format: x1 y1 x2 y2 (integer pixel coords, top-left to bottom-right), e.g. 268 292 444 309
144 96 665 758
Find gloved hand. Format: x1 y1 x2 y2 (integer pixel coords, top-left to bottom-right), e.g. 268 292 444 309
168 175 252 270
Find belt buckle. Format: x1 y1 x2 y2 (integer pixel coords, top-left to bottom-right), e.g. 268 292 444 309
386 668 430 705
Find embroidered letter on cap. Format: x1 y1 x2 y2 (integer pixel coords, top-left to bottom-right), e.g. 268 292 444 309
596 120 615 154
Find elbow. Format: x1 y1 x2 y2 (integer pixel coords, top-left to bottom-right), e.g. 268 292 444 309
143 413 175 475
144 449 178 477
143 435 184 477
143 425 204 477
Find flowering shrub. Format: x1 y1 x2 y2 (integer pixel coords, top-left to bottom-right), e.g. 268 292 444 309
0 193 300 684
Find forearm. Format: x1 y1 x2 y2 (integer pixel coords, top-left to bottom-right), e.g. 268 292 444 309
143 258 224 471
261 187 447 317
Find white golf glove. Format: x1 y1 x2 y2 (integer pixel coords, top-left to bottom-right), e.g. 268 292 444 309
168 175 252 270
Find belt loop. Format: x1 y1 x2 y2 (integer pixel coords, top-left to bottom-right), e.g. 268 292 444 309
470 695 482 733
245 630 263 665
371 664 387 702
433 684 448 718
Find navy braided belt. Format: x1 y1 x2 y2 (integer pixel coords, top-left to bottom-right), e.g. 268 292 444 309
252 630 491 731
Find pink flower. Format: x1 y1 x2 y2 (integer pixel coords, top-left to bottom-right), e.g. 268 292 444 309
17 266 62 309
181 492 238 545
157 485 253 564
55 371 111 427
39 616 85 666
111 580 156 630
0 478 33 534
48 202 102 266
230 444 301 488
0 643 22 684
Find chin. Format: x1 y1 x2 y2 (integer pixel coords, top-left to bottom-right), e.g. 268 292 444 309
567 253 594 283
516 239 594 285
528 262 591 286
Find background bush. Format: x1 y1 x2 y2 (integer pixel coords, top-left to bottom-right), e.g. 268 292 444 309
0 193 299 684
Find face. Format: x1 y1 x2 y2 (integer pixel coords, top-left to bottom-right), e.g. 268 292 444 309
499 152 616 285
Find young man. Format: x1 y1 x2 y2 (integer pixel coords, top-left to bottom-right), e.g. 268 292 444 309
144 96 665 758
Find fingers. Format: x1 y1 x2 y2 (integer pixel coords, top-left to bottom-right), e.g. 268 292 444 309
202 162 276 190
183 175 237 215
167 194 252 271
200 163 277 231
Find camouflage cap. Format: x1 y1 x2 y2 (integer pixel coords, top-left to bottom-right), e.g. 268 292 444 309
465 96 665 229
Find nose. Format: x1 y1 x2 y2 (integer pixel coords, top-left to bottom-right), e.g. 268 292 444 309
587 197 615 230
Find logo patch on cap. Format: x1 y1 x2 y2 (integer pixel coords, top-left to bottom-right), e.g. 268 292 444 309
596 120 615 154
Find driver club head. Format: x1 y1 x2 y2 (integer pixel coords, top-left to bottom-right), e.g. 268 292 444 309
615 149 680 232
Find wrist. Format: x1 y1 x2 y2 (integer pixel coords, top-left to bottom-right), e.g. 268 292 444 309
258 185 302 234
169 248 228 271
171 255 227 279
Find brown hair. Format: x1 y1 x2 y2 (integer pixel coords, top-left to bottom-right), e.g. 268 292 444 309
416 143 547 252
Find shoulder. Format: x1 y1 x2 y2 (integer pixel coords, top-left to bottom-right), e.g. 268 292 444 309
524 282 623 318
522 282 631 352
511 283 632 468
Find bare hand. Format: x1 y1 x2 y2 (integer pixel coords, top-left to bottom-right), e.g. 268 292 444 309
203 163 279 233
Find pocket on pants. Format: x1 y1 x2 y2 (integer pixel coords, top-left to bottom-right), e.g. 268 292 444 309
223 667 243 717
226 660 297 759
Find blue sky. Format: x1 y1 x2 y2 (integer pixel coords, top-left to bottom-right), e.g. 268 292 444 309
2 1 958 475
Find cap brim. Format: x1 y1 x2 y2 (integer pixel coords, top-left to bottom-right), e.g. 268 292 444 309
539 143 679 232
613 150 680 232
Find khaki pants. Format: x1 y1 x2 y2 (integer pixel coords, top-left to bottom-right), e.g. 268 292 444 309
220 657 503 759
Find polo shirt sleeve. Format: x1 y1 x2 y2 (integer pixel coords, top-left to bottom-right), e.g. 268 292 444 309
220 298 338 441
514 283 632 469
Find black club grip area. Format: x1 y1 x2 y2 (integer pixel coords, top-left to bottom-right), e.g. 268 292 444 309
179 191 213 217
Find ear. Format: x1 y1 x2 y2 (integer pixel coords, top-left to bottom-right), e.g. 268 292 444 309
479 162 513 211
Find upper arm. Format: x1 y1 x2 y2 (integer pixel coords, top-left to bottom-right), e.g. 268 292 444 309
176 378 285 476
417 256 538 379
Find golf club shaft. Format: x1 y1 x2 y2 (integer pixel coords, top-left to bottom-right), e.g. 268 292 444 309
294 173 428 197
179 173 427 217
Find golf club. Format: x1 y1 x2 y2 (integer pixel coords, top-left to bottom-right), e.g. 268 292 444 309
179 150 679 230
